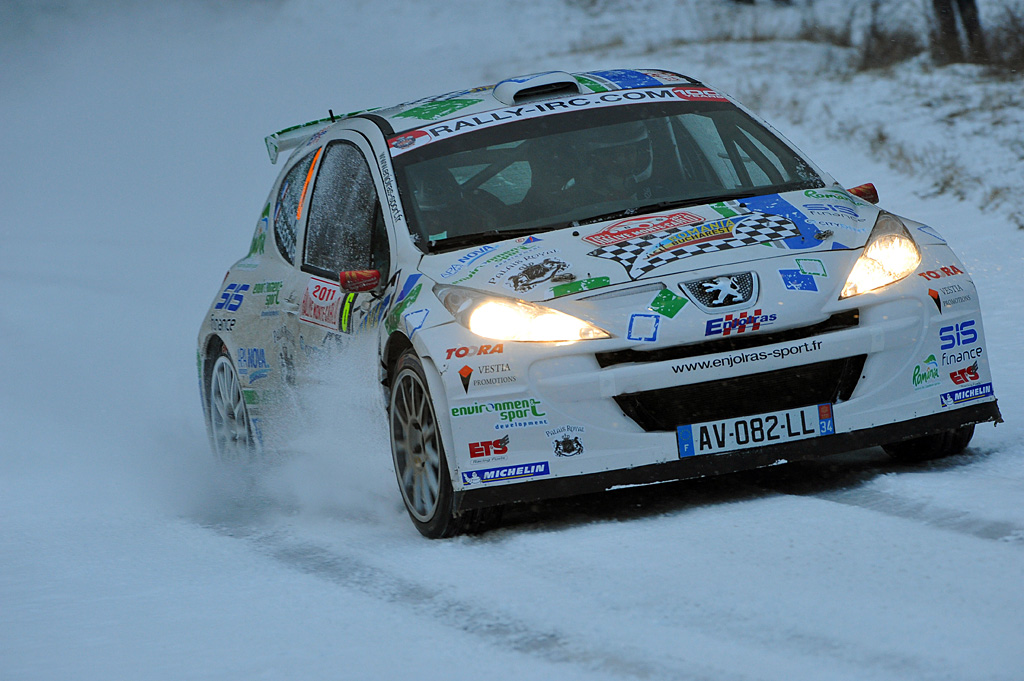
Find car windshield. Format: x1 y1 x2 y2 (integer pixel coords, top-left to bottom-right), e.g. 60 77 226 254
389 98 825 253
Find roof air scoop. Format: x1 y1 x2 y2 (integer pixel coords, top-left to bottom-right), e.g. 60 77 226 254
493 71 584 106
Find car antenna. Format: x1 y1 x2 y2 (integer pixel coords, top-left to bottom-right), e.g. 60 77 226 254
328 109 336 122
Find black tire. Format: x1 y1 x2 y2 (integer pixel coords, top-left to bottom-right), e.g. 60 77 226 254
389 349 463 538
882 424 975 463
207 345 254 463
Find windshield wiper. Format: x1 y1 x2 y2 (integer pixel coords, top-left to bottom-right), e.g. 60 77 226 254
426 226 558 253
572 191 765 229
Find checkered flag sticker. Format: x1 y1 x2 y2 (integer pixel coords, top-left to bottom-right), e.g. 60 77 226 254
587 212 800 279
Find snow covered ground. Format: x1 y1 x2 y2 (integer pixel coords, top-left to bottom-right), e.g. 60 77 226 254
1 1 1022 679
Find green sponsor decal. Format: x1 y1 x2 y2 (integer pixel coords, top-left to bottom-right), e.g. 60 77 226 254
796 258 827 277
710 201 741 218
449 243 537 285
242 389 260 405
574 75 609 93
340 292 357 333
911 354 941 390
551 276 611 298
385 284 422 335
247 204 270 257
451 398 547 428
649 289 688 318
804 189 867 206
251 281 283 305
395 99 482 121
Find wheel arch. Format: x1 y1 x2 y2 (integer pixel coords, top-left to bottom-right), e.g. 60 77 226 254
385 331 460 499
382 331 414 389
199 333 229 423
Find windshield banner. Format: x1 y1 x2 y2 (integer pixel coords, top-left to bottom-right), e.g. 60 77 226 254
387 87 729 157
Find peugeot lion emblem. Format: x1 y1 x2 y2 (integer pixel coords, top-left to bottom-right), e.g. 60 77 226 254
680 272 758 313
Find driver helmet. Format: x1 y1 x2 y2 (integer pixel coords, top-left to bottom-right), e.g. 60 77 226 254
578 120 653 194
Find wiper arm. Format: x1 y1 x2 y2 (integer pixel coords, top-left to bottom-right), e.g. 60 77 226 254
427 226 557 253
573 191 763 228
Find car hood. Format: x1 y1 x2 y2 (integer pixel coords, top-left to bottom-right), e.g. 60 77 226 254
420 187 878 302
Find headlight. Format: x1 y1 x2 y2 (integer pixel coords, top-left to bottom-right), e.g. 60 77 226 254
840 212 921 298
435 285 610 342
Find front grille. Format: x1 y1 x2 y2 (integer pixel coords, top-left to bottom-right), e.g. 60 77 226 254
614 355 866 432
682 272 756 310
596 309 860 368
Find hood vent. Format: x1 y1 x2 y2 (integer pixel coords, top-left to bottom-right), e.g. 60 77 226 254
493 71 584 106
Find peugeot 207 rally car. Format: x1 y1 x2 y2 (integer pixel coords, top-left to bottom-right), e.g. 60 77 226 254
198 68 1001 538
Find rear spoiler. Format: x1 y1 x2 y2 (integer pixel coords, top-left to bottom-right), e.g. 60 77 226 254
264 115 335 164
263 107 381 164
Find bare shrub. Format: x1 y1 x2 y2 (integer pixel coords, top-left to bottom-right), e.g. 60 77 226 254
795 16 852 48
985 6 1024 74
856 13 925 70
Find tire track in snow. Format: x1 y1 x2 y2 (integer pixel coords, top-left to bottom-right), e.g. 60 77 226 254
195 503 995 681
789 486 1024 544
743 455 1024 545
199 519 738 681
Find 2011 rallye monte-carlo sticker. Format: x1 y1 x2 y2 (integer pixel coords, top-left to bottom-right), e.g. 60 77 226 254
677 404 835 458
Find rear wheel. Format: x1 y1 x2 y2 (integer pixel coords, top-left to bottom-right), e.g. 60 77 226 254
389 349 461 538
209 351 253 463
883 424 975 463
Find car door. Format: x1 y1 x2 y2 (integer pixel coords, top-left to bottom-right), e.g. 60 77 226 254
289 134 394 387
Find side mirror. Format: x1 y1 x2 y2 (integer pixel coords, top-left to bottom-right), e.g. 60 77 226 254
847 182 879 204
339 269 381 293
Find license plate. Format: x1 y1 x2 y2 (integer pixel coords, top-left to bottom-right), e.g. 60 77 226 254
677 404 834 458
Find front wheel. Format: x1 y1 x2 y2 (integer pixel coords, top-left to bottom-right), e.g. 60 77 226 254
882 424 975 463
389 349 461 538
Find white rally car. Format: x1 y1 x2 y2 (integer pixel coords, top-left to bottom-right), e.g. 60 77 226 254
198 69 1001 537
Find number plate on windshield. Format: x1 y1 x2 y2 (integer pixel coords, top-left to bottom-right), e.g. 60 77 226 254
677 404 834 458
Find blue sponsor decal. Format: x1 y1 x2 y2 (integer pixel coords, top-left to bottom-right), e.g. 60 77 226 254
939 319 977 350
740 194 821 250
461 461 550 486
940 382 993 407
705 310 777 337
627 313 660 342
403 309 429 338
779 269 818 291
817 403 835 434
215 283 249 312
677 424 695 458
918 225 946 242
589 69 662 89
237 347 270 371
521 235 542 244
248 369 270 384
497 71 561 85
396 273 423 303
250 417 264 447
441 246 496 278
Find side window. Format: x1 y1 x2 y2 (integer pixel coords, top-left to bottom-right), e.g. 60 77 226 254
305 141 389 277
274 148 321 264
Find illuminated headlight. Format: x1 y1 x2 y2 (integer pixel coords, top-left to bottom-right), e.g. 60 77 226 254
435 285 610 342
840 212 921 298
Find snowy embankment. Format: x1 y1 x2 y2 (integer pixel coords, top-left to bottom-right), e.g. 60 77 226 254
1 1 1022 680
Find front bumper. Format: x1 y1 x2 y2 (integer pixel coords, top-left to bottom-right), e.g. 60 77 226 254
419 247 1000 512
452 400 1001 511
